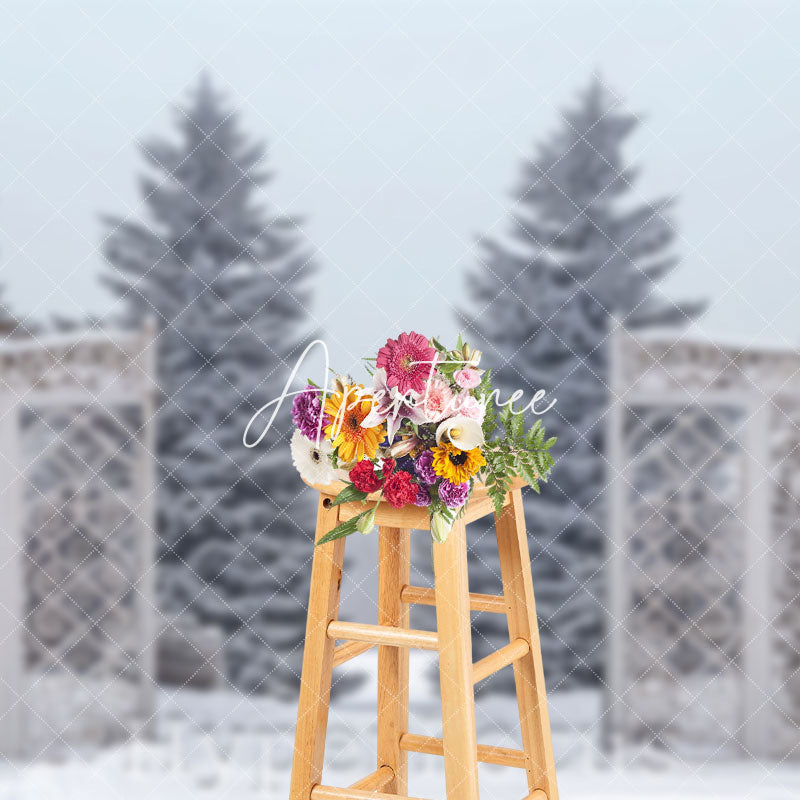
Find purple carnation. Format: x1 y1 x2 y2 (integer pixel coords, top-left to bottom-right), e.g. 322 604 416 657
438 479 470 509
414 450 437 485
292 385 329 440
413 484 432 507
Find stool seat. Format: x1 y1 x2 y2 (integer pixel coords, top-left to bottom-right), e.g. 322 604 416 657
301 476 527 529
288 480 559 800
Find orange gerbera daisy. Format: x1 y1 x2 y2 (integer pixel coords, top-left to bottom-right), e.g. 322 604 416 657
324 384 385 463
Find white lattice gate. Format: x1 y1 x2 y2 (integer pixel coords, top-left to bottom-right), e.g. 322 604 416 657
607 326 800 761
0 325 157 758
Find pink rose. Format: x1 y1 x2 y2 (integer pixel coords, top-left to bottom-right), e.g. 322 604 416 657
454 368 481 389
453 392 486 424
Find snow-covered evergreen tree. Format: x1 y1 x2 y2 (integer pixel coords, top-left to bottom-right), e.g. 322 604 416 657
0 235 18 335
102 76 318 694
461 78 702 688
0 288 17 335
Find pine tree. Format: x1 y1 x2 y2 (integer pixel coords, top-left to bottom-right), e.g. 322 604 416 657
461 78 702 688
0 233 18 335
102 76 318 694
0 288 17 335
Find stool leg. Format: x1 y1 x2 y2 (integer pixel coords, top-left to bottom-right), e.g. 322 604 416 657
433 518 480 800
289 496 346 800
495 489 559 800
377 526 411 793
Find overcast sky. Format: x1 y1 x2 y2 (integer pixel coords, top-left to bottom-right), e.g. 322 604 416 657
1 0 799 369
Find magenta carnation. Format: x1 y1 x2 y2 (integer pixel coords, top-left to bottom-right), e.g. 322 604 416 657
376 331 437 396
438 479 470 508
414 450 437 485
291 385 330 440
413 484 432 507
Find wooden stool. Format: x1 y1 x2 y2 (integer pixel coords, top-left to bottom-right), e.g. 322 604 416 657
289 477 559 800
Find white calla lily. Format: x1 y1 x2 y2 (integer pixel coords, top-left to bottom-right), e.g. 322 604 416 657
435 415 484 450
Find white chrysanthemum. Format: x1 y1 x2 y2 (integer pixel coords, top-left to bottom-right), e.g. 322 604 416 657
290 429 336 485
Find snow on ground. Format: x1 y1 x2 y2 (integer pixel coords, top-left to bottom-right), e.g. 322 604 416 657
2 653 799 799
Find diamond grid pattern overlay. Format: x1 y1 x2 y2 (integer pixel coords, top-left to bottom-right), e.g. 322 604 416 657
1 0 800 797
0 328 158 754
607 331 800 766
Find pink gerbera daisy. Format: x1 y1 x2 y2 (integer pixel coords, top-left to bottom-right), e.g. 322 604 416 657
376 331 436 395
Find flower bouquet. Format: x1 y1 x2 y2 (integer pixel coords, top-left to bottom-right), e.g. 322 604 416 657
289 332 556 544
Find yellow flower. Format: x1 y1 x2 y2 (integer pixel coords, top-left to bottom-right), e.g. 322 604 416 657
324 384 385 463
431 442 486 484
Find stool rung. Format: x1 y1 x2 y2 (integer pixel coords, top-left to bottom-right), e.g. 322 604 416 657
332 640 375 667
524 792 548 800
399 733 527 769
311 786 430 800
327 620 438 651
473 637 530 684
349 765 394 791
400 585 507 614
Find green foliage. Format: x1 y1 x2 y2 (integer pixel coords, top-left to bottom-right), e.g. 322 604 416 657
330 484 369 506
428 494 458 526
430 334 473 380
314 485 374 545
482 404 556 515
478 369 497 439
436 359 460 380
316 507 375 545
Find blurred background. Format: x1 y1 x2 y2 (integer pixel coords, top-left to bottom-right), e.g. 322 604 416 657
1 0 799 797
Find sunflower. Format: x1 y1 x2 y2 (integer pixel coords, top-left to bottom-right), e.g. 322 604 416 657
431 442 486 484
324 384 385 463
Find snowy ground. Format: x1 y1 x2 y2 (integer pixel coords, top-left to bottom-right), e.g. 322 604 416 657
2 653 799 799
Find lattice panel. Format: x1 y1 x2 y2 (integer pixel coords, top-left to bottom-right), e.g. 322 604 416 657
0 327 156 758
768 398 800 755
0 332 149 396
615 404 747 758
23 405 141 661
615 334 800 398
22 405 153 751
607 327 800 761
